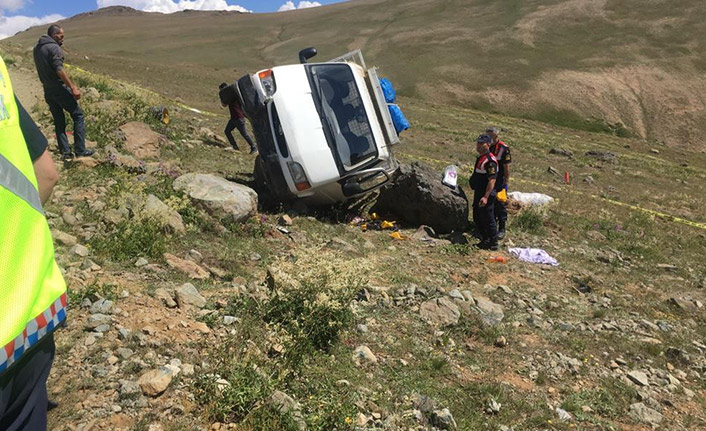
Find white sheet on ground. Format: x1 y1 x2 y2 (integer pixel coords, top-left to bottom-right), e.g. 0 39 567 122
508 192 554 206
508 247 559 266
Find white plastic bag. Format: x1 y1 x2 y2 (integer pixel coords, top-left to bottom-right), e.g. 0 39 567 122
442 165 458 188
507 192 554 206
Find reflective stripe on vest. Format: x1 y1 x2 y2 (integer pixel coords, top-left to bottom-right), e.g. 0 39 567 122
0 55 67 375
0 152 44 214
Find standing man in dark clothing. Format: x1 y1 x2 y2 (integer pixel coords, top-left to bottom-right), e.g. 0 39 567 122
219 83 256 154
33 25 93 160
470 134 499 250
487 127 511 239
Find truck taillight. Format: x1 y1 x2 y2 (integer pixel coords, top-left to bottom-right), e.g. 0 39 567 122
258 69 276 97
287 162 311 191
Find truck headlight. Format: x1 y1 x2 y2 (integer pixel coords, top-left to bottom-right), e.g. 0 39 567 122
258 69 277 97
287 161 311 191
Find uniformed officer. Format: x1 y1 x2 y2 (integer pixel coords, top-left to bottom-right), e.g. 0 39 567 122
487 127 511 239
470 134 499 250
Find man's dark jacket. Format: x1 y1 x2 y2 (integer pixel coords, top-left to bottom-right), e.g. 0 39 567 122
33 35 64 90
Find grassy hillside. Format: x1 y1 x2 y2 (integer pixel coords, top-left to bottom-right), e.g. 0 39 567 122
4 0 706 149
2 38 706 429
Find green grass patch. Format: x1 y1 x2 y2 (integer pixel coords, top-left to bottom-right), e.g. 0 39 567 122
90 219 168 261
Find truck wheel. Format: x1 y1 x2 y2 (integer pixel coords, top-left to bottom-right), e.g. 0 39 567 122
237 75 264 118
253 155 267 191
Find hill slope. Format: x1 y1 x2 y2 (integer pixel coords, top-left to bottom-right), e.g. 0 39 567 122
4 0 706 149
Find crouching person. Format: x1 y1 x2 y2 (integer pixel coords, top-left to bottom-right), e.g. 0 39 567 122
470 134 499 250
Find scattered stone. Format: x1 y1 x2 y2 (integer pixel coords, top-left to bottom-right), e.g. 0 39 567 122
627 370 650 387
175 283 207 308
555 407 571 422
119 122 168 159
141 194 185 233
119 379 140 397
278 214 293 226
90 298 114 314
629 402 662 425
353 345 378 365
585 151 619 163
135 257 149 267
173 173 258 222
53 230 77 246
356 324 369 333
85 314 111 330
137 367 175 397
268 391 307 430
164 253 210 280
116 348 134 360
154 288 177 308
223 316 238 325
473 296 505 326
495 336 508 348
668 297 696 312
486 399 502 414
74 156 101 168
118 328 133 340
549 148 573 158
374 162 468 234
186 249 203 263
105 146 145 173
431 408 457 430
70 244 90 257
420 297 461 326
448 289 465 301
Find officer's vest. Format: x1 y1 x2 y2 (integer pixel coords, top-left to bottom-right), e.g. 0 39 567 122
0 56 67 374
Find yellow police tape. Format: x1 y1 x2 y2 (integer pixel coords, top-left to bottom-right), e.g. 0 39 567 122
403 152 706 231
65 64 227 118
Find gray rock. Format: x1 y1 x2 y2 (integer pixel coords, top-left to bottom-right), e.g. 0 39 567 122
269 391 307 430
116 348 134 360
119 379 140 397
431 408 457 430
175 283 206 308
141 194 185 233
173 173 258 222
135 257 149 267
53 230 77 246
629 402 662 424
448 289 465 301
627 370 650 386
420 297 461 326
473 296 505 326
223 316 238 325
374 162 469 234
353 345 377 365
549 148 574 158
105 146 145 174
90 298 114 314
85 313 111 330
585 151 619 163
356 324 369 333
71 244 90 257
118 328 133 340
154 288 177 308
186 249 203 263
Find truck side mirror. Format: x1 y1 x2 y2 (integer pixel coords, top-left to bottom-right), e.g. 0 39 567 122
299 47 318 64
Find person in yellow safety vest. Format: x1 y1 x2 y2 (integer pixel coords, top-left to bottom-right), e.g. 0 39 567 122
0 55 66 431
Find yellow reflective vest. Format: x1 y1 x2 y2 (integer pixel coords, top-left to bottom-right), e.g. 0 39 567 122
0 55 67 374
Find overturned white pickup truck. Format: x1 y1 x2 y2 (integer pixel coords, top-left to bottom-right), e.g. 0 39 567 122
221 49 404 205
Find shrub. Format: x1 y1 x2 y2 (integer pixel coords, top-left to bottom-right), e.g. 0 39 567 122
90 219 168 261
511 207 546 234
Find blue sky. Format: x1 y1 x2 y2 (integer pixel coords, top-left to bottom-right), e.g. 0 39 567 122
0 0 347 39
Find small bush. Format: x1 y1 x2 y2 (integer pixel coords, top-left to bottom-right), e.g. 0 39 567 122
511 207 546 234
90 219 168 261
195 361 271 423
68 280 117 304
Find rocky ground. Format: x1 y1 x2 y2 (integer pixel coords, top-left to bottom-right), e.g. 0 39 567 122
4 51 706 431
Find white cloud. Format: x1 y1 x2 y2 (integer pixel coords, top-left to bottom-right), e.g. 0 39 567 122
95 0 250 14
0 13 64 40
0 0 25 13
278 1 322 12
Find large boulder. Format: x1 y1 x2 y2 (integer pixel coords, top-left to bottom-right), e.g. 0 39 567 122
173 173 257 222
118 122 169 159
374 162 468 233
140 194 185 233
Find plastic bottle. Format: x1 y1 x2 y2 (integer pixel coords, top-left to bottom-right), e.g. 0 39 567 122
486 256 508 263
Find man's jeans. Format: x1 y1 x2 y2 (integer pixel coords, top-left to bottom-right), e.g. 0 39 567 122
44 86 86 155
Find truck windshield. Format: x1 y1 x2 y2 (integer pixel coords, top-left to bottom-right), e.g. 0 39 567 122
309 64 377 171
